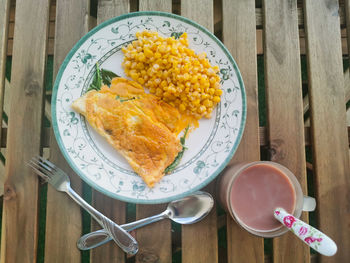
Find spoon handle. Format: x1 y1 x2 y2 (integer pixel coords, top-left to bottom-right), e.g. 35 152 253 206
274 208 337 257
77 211 168 250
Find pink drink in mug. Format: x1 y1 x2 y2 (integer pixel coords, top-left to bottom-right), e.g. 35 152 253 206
218 161 315 238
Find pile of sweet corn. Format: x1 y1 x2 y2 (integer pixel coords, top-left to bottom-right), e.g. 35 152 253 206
121 31 222 119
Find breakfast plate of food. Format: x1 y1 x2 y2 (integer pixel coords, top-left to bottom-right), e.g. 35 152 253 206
52 11 246 204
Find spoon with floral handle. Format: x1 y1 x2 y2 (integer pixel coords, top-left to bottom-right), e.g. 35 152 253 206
274 208 337 257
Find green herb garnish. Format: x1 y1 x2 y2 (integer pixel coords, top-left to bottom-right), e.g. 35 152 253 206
165 126 190 174
101 68 119 86
115 95 137 102
86 63 119 93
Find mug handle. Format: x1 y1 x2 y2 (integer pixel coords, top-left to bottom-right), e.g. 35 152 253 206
302 196 316 211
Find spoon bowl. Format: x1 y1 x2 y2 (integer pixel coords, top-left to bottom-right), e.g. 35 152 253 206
166 191 214 224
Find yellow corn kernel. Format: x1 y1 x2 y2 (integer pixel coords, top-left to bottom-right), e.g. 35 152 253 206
201 93 209 100
137 53 146 62
215 89 223 96
136 62 144 70
123 60 131 68
158 45 167 53
193 99 200 106
130 72 139 80
198 105 206 113
163 91 171 97
203 99 213 108
213 96 221 103
144 48 153 57
138 78 145 85
155 52 161 59
193 83 200 90
156 88 163 96
208 88 215 95
179 104 186 112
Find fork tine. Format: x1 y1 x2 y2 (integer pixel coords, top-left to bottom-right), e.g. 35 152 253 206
37 159 55 175
39 156 61 173
38 156 52 167
27 161 50 181
30 158 55 178
33 156 54 173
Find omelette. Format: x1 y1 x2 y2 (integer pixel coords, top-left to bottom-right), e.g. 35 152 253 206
72 77 194 187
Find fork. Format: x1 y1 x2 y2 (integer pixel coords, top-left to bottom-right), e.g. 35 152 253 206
28 156 138 255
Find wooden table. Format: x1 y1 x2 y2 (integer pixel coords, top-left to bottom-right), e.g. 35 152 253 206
0 0 349 262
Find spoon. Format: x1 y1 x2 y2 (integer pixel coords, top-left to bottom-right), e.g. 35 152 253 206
77 191 214 250
274 208 337 257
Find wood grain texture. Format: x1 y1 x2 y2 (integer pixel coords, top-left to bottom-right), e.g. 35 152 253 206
344 0 350 104
135 204 171 263
0 0 10 201
97 0 130 24
139 0 171 12
222 0 264 261
0 0 50 262
304 68 350 126
304 0 350 262
90 2 130 263
263 0 309 262
0 0 9 163
44 1 90 262
181 0 213 32
180 2 218 263
135 1 172 263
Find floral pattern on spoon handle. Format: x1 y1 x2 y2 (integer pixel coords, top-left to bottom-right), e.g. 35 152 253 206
274 208 337 257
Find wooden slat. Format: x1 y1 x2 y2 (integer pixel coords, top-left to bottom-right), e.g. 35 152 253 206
304 68 350 126
222 0 264 262
44 1 90 263
0 0 50 262
304 0 350 262
344 0 350 107
180 2 218 263
181 0 213 32
139 0 171 12
2 78 51 127
263 1 309 262
97 0 129 24
134 1 172 263
8 21 55 39
0 0 10 200
90 1 129 263
135 204 170 262
9 0 56 22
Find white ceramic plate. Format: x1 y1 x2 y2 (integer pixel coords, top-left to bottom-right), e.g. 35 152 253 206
52 11 246 204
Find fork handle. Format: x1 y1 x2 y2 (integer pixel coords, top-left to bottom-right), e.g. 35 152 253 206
77 211 169 250
66 186 138 255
